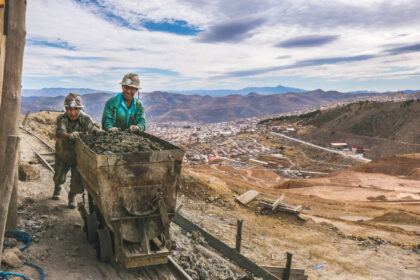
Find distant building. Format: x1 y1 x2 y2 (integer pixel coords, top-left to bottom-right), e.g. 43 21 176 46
208 156 222 163
248 158 268 166
352 146 364 154
330 142 348 149
267 161 279 168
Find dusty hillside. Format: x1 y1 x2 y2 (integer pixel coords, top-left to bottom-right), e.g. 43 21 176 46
352 153 420 178
262 99 420 158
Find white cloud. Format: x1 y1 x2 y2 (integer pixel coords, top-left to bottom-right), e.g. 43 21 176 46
23 0 420 92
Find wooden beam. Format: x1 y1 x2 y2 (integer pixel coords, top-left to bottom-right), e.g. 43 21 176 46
235 219 243 252
0 0 26 237
235 190 260 205
0 3 6 106
0 136 20 267
21 110 30 127
272 194 285 211
283 252 293 280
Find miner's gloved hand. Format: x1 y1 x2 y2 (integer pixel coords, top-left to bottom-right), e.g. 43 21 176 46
129 125 140 134
108 127 119 133
92 127 105 135
69 131 80 140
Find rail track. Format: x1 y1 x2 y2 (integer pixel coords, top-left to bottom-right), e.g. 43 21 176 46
19 127 193 280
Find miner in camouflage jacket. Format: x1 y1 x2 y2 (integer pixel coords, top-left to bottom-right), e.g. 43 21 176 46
53 93 103 209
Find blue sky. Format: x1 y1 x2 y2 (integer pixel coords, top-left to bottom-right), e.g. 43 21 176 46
24 0 420 92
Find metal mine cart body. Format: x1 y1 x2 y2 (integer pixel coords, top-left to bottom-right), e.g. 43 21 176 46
75 132 184 268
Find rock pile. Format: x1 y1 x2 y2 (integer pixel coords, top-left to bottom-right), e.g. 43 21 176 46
80 131 165 154
172 227 261 280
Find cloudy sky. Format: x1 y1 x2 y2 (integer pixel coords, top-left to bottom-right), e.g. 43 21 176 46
24 0 420 92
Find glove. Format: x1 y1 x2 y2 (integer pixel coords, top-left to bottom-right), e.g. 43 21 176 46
129 125 140 134
69 131 80 140
108 127 119 133
92 127 105 135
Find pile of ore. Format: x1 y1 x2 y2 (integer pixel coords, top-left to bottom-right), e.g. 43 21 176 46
80 131 165 154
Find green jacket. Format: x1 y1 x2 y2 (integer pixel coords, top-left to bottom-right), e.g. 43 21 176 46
101 93 146 131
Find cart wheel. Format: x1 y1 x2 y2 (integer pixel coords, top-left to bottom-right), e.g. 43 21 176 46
86 213 98 243
96 228 113 263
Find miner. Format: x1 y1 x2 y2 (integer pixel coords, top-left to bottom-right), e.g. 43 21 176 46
52 93 103 209
101 73 146 133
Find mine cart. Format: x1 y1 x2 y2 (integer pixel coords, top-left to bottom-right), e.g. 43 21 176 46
75 132 184 268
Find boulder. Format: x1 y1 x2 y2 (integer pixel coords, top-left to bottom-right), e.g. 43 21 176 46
2 248 23 268
19 163 40 181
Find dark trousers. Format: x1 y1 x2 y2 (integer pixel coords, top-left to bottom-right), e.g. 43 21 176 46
53 157 83 196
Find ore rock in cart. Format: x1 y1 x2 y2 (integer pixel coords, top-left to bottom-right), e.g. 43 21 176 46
75 132 184 268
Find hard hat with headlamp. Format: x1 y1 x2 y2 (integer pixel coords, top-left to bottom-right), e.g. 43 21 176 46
64 93 84 108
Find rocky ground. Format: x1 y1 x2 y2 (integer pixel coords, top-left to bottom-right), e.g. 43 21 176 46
3 113 419 279
1 130 262 280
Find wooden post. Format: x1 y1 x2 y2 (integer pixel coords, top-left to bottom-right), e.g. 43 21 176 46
0 1 7 107
0 136 20 267
235 219 243 252
282 252 293 280
0 0 27 233
22 109 30 127
6 161 18 230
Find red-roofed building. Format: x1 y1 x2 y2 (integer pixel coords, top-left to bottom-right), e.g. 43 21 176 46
352 146 364 154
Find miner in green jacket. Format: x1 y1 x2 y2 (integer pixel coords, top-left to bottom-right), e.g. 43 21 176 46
102 73 146 133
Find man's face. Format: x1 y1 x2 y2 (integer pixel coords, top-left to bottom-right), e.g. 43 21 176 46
122 85 137 102
66 107 81 121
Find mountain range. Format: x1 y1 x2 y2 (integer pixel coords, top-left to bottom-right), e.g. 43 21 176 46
171 85 307 96
21 89 378 123
22 86 420 98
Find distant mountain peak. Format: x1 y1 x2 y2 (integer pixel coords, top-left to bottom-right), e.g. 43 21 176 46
247 92 260 96
170 84 307 97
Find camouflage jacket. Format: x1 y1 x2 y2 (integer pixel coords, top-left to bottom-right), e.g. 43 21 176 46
55 112 98 165
101 93 146 131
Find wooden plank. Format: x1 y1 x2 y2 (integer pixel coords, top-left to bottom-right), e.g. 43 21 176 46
272 194 285 211
235 190 260 205
261 266 307 280
173 214 280 280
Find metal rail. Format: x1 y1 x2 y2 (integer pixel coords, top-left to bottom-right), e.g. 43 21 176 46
34 150 54 174
168 256 194 280
19 126 55 151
